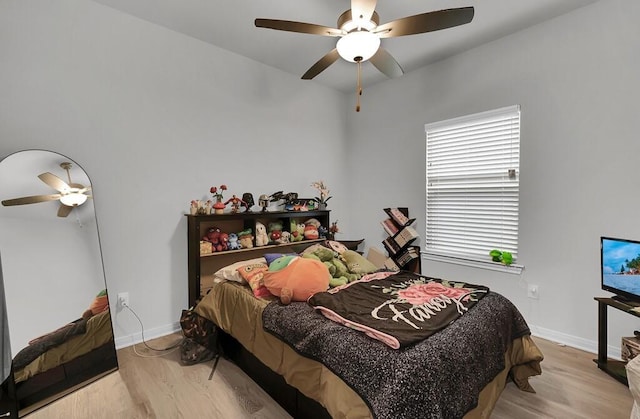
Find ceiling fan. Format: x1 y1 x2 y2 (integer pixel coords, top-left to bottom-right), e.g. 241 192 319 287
255 0 474 111
1 162 92 218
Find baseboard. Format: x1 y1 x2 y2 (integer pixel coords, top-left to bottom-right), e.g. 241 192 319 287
116 321 622 361
530 324 622 361
115 322 182 350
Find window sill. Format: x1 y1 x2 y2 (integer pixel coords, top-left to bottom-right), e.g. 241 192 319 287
422 252 524 275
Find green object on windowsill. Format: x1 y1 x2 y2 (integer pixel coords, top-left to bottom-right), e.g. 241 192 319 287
489 249 513 266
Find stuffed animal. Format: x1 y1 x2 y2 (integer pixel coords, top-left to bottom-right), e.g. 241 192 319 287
302 246 358 287
303 223 319 240
215 232 229 252
82 289 109 320
227 233 241 250
255 222 269 246
290 221 305 242
318 225 328 238
325 240 348 255
277 231 291 244
268 221 283 243
262 256 330 304
238 229 254 249
203 227 222 252
305 218 322 228
204 227 221 244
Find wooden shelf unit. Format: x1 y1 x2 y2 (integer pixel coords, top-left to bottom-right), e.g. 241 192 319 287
186 210 330 307
594 296 640 386
381 207 421 274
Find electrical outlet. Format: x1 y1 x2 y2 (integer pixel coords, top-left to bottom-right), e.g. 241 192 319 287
527 284 539 299
117 292 129 308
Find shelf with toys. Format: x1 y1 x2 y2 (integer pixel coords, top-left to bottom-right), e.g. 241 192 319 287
186 210 331 307
186 181 338 306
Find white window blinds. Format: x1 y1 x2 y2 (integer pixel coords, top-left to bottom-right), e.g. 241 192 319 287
425 105 520 261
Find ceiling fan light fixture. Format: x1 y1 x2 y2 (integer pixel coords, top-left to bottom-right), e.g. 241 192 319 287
336 30 380 63
337 10 379 33
60 191 87 207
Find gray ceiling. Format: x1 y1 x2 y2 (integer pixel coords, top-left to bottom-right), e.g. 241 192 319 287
91 0 599 92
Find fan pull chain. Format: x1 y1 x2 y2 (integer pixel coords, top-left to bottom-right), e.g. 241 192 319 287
355 57 363 112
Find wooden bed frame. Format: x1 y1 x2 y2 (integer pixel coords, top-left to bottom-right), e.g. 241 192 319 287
1 341 118 417
191 238 363 418
218 329 332 419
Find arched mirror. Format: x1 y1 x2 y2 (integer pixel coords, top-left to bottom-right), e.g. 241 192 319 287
0 150 117 417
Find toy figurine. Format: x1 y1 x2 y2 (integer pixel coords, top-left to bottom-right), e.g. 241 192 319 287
259 194 270 212
242 193 255 212
227 233 241 250
224 195 247 214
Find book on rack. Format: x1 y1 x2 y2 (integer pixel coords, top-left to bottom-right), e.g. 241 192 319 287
383 257 400 272
396 247 419 267
395 226 419 248
381 218 399 235
384 207 415 227
383 237 401 255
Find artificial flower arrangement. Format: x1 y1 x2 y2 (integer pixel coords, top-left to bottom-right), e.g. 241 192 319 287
328 220 340 240
189 184 228 215
210 184 227 214
311 181 332 208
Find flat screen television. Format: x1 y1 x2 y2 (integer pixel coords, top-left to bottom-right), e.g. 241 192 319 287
601 236 640 305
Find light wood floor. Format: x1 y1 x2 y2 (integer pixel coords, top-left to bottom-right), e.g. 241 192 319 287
27 334 633 418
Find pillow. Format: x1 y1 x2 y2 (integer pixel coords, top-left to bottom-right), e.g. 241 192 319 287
342 249 379 274
264 252 297 266
214 257 267 283
325 240 348 254
237 263 272 298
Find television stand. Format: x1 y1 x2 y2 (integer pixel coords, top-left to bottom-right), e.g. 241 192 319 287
594 297 640 386
612 295 640 307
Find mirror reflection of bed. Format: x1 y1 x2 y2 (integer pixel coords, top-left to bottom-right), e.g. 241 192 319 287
0 150 118 417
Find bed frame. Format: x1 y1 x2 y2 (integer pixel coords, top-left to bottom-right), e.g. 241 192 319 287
218 329 331 418
191 238 363 418
1 341 118 417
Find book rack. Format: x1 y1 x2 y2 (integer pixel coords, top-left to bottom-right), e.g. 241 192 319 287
381 208 421 273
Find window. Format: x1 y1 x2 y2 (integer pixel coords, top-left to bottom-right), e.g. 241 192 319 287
425 105 521 271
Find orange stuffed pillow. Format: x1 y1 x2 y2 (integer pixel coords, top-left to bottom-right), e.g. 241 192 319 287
262 257 330 304
237 263 272 298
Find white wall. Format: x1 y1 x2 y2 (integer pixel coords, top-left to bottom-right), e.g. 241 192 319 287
347 0 640 356
0 0 350 347
0 216 103 354
1 0 636 357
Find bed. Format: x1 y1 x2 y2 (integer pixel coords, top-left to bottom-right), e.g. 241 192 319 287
9 308 118 414
192 245 543 418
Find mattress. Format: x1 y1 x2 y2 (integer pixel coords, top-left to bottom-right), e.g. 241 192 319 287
14 310 114 383
195 281 543 419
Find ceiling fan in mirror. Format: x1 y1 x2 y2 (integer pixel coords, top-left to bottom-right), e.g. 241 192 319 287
255 0 474 111
1 162 91 218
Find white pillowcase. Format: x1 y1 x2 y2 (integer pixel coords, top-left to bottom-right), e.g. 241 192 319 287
214 257 267 283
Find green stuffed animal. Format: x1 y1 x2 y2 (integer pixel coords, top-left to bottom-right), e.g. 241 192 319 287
290 220 305 242
302 246 358 287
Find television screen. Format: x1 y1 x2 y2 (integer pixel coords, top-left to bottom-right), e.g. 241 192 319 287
601 237 640 303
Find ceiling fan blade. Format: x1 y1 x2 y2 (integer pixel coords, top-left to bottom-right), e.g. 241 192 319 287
351 0 377 22
255 19 342 37
1 194 61 206
375 7 474 39
369 48 404 78
38 172 71 193
57 203 73 218
302 49 341 80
